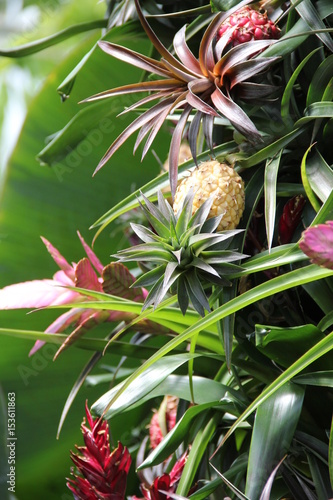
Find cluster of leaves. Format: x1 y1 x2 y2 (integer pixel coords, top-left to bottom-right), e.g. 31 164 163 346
0 0 333 499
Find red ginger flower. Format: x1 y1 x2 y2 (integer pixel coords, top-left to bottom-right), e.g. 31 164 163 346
132 452 187 500
67 402 131 500
149 396 178 449
299 221 333 269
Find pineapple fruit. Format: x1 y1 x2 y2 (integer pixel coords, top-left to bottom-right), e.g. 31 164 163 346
173 161 245 232
217 6 280 46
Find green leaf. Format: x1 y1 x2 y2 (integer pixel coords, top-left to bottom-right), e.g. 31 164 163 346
189 455 248 499
57 347 105 438
95 264 333 431
295 101 333 127
255 324 325 368
211 463 250 500
260 18 309 59
91 353 199 419
301 144 321 212
307 55 333 106
292 0 333 52
307 452 333 499
217 282 237 370
239 244 307 276
329 416 333 489
281 48 321 126
37 100 124 166
313 189 333 223
0 19 107 58
0 328 159 357
304 149 333 204
176 412 221 497
318 310 333 332
264 151 282 251
293 370 333 387
221 329 333 448
245 383 304 499
57 20 144 99
302 279 333 314
139 401 221 468
239 129 304 169
259 457 286 500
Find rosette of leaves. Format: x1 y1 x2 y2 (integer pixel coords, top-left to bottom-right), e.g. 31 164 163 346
115 191 246 316
84 0 281 196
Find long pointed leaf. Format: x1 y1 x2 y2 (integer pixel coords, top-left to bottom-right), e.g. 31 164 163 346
91 264 333 417
264 151 282 251
245 383 304 498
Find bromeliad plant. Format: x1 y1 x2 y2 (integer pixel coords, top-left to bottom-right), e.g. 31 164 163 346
1 0 333 499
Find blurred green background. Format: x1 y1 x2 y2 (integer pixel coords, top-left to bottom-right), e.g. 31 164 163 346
0 1 170 498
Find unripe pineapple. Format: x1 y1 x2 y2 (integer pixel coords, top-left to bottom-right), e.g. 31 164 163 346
217 6 280 46
173 161 245 231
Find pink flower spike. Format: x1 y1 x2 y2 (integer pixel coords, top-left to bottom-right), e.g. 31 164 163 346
299 221 333 269
77 231 104 275
41 236 75 280
0 279 74 310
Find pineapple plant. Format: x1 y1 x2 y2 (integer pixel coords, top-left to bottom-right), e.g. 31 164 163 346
217 5 280 46
84 0 281 196
173 160 245 231
115 190 247 316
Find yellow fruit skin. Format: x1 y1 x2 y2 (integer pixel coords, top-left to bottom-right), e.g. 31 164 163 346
173 161 245 231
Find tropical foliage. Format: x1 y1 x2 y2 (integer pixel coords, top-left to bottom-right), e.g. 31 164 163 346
0 0 333 499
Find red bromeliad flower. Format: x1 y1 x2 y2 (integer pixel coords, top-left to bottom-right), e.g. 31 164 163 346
83 0 280 197
299 221 333 269
67 402 131 500
132 452 187 500
149 396 179 450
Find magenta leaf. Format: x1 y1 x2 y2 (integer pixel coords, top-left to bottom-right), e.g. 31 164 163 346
41 236 74 279
77 231 104 275
75 258 103 292
102 262 145 302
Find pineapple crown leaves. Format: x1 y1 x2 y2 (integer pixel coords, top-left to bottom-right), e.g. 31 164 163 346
115 191 247 316
83 0 281 197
